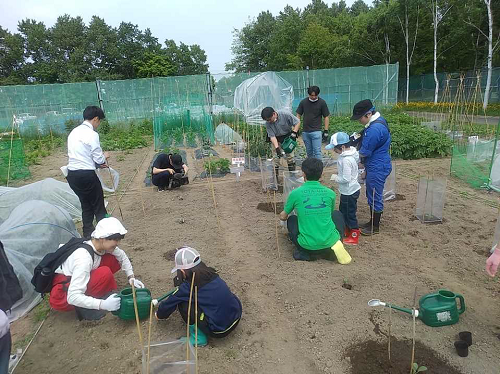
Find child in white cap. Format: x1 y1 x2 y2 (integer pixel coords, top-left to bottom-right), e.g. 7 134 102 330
326 132 361 245
49 217 145 320
154 246 242 347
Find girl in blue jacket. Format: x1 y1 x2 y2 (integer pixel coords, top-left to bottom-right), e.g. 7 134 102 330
154 246 242 346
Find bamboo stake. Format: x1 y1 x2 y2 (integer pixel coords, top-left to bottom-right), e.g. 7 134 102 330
371 187 376 234
273 190 280 258
409 286 417 374
388 305 392 362
6 118 15 187
195 286 199 374
186 273 196 374
131 282 143 348
146 300 154 374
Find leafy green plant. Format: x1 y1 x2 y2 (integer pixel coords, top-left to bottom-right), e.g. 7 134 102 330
173 127 185 146
24 135 65 165
203 158 230 174
185 131 197 147
64 119 80 134
162 146 180 155
411 362 427 373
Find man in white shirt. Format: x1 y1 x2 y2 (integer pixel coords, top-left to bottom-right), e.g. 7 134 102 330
48 217 146 321
66 106 110 238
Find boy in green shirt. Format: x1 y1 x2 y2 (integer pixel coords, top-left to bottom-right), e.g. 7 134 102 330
279 157 345 261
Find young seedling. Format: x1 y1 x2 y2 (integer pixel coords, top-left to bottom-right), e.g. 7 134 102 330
411 362 427 373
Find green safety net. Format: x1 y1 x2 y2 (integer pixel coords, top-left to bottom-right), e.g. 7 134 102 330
0 138 30 185
400 67 500 103
0 82 98 136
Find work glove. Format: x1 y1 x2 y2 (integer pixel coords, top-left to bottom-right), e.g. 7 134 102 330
322 130 329 143
486 248 500 277
129 277 145 289
290 131 298 140
152 299 159 307
100 293 121 311
330 173 338 181
275 147 285 158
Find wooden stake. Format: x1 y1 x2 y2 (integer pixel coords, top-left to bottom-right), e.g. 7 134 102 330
131 282 143 349
6 118 15 187
186 272 196 374
195 286 199 374
388 305 392 362
409 286 417 374
371 187 376 234
273 190 280 258
146 300 154 374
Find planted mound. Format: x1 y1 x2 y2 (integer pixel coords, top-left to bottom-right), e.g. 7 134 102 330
346 338 463 374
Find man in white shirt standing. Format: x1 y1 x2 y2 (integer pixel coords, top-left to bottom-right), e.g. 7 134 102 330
49 217 145 320
66 106 109 239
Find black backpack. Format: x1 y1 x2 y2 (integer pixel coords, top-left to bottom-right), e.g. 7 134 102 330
0 241 23 312
31 237 94 294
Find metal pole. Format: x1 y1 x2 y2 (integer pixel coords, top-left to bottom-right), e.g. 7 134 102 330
306 66 310 88
95 80 104 111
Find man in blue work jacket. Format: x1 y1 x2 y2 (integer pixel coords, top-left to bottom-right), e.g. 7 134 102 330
350 99 391 236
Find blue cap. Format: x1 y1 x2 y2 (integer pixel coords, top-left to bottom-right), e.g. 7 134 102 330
325 132 350 150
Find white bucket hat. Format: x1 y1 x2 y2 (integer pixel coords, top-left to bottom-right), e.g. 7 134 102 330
91 217 127 239
171 246 201 274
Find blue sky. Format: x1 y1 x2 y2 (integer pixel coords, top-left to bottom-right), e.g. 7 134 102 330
0 0 371 73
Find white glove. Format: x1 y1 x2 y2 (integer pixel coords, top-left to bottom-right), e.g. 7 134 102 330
152 299 158 307
129 277 145 289
100 294 121 311
330 173 338 181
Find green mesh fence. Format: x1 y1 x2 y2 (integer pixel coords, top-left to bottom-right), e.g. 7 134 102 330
450 119 500 190
0 138 30 185
0 82 98 136
212 63 399 117
399 67 500 103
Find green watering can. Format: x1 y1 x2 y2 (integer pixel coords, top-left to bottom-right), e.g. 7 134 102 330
112 287 177 321
281 137 297 154
368 289 466 327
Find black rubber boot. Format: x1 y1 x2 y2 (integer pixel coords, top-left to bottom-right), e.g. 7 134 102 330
288 162 296 172
360 212 382 236
75 307 106 321
359 208 373 230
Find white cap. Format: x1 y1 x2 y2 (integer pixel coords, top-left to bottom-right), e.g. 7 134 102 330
171 246 201 274
91 217 127 239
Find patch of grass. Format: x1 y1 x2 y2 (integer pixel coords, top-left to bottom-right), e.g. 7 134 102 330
14 332 34 350
32 298 50 322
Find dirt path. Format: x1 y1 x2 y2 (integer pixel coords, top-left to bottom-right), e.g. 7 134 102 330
10 146 500 374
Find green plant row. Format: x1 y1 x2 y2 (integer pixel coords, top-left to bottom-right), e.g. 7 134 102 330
203 158 230 174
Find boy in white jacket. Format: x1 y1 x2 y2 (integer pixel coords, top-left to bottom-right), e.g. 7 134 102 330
326 132 361 245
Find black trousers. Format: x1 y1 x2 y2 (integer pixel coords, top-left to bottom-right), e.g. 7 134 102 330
177 302 240 338
339 190 360 229
0 330 11 374
287 211 345 261
152 170 188 189
66 170 107 238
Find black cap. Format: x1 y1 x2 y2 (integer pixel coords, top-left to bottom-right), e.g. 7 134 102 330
170 154 183 169
351 99 374 120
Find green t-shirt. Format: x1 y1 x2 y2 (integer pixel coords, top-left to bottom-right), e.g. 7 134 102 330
284 180 340 250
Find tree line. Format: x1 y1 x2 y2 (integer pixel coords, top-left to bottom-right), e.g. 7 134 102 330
226 0 499 106
0 15 209 85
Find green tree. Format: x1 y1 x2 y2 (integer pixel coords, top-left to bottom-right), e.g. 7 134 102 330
133 51 176 77
0 27 25 85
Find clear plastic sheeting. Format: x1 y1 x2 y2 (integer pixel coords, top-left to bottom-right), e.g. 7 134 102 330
96 167 120 193
142 340 195 374
214 123 243 145
234 72 294 124
0 178 82 224
489 152 500 192
261 159 277 191
283 171 304 203
466 136 495 163
383 162 396 201
0 200 80 321
415 177 447 223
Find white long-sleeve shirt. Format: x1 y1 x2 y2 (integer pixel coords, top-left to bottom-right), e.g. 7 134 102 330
67 121 106 171
332 147 361 196
55 241 134 310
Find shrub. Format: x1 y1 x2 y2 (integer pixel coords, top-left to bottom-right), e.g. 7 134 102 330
203 158 230 174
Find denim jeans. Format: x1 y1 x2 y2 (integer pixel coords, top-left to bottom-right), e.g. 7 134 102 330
339 190 360 229
302 131 322 159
